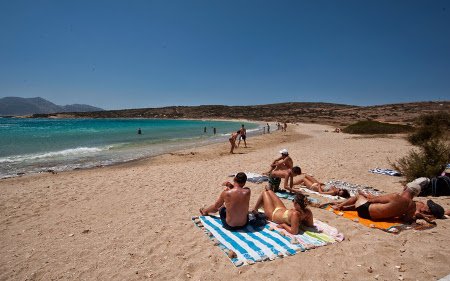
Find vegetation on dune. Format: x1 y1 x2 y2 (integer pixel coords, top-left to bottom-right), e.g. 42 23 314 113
342 121 413 135
393 112 450 181
392 139 450 182
407 112 450 146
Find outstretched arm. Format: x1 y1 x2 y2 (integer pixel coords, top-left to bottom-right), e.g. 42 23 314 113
414 212 436 224
200 191 225 215
285 173 294 192
332 196 358 210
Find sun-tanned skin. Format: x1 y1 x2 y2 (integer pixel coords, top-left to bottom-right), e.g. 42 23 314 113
269 168 300 193
294 174 349 197
228 132 239 154
252 189 313 235
265 154 293 174
200 175 250 228
326 188 436 223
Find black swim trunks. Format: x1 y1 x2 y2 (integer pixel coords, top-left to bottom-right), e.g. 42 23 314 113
241 134 246 140
356 201 372 219
219 207 248 231
268 175 281 192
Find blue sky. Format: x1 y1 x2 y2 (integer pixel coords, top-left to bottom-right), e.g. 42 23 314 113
1 0 449 109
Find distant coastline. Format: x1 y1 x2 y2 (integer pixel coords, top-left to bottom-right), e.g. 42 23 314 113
24 101 450 125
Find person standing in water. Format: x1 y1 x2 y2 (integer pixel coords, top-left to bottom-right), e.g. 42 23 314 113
137 128 142 135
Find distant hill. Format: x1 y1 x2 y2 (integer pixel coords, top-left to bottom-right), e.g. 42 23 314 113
30 101 450 125
0 97 103 116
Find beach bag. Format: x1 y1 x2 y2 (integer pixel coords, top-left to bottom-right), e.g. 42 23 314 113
420 176 450 196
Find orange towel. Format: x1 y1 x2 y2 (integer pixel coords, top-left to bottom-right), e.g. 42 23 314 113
324 205 404 233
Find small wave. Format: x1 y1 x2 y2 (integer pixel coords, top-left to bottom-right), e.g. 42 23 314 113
0 147 107 163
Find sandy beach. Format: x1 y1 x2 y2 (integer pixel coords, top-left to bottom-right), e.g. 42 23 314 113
1 122 449 281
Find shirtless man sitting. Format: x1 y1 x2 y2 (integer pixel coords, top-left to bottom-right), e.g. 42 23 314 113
200 172 251 230
265 149 293 175
327 181 445 223
267 166 302 194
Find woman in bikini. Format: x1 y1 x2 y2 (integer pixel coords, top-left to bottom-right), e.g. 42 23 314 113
294 174 350 198
252 189 313 234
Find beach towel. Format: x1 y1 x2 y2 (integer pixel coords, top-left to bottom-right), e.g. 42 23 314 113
299 187 343 200
322 205 434 234
275 191 320 204
369 168 401 177
325 180 384 197
229 172 268 183
192 215 344 266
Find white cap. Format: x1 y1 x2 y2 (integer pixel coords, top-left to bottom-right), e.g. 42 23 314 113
279 149 288 155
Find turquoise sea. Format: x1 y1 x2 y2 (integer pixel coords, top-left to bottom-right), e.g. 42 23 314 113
0 118 260 178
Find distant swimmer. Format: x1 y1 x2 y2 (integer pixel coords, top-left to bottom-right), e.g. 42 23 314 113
213 127 216 135
137 128 142 135
204 126 207 133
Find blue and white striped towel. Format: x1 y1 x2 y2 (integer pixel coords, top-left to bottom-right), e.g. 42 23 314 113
193 215 343 266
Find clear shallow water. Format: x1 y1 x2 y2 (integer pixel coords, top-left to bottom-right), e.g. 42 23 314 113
0 118 260 178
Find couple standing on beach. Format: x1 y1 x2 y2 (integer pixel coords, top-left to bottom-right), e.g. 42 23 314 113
229 124 247 153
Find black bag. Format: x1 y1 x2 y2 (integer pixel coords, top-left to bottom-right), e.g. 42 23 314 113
421 176 450 196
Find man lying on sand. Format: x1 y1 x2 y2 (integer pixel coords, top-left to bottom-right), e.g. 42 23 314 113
294 174 351 198
200 172 251 230
325 181 445 223
264 148 293 175
267 166 302 193
251 189 313 235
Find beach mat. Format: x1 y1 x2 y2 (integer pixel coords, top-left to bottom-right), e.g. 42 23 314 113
325 180 384 197
229 172 268 183
369 168 401 177
299 187 343 200
192 215 344 266
275 191 320 205
322 205 434 234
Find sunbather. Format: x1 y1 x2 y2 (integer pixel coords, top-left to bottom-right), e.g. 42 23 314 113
264 149 293 174
267 166 302 193
326 182 445 223
294 174 351 198
200 172 251 230
252 189 313 234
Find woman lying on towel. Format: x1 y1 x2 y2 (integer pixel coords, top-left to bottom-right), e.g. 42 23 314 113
294 174 351 198
252 189 313 234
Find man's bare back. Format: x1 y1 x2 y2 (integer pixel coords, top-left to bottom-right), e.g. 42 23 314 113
223 187 251 227
200 172 251 229
364 193 413 220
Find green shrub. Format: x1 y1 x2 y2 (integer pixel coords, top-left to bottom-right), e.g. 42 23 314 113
407 112 450 145
392 139 450 182
343 121 414 134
